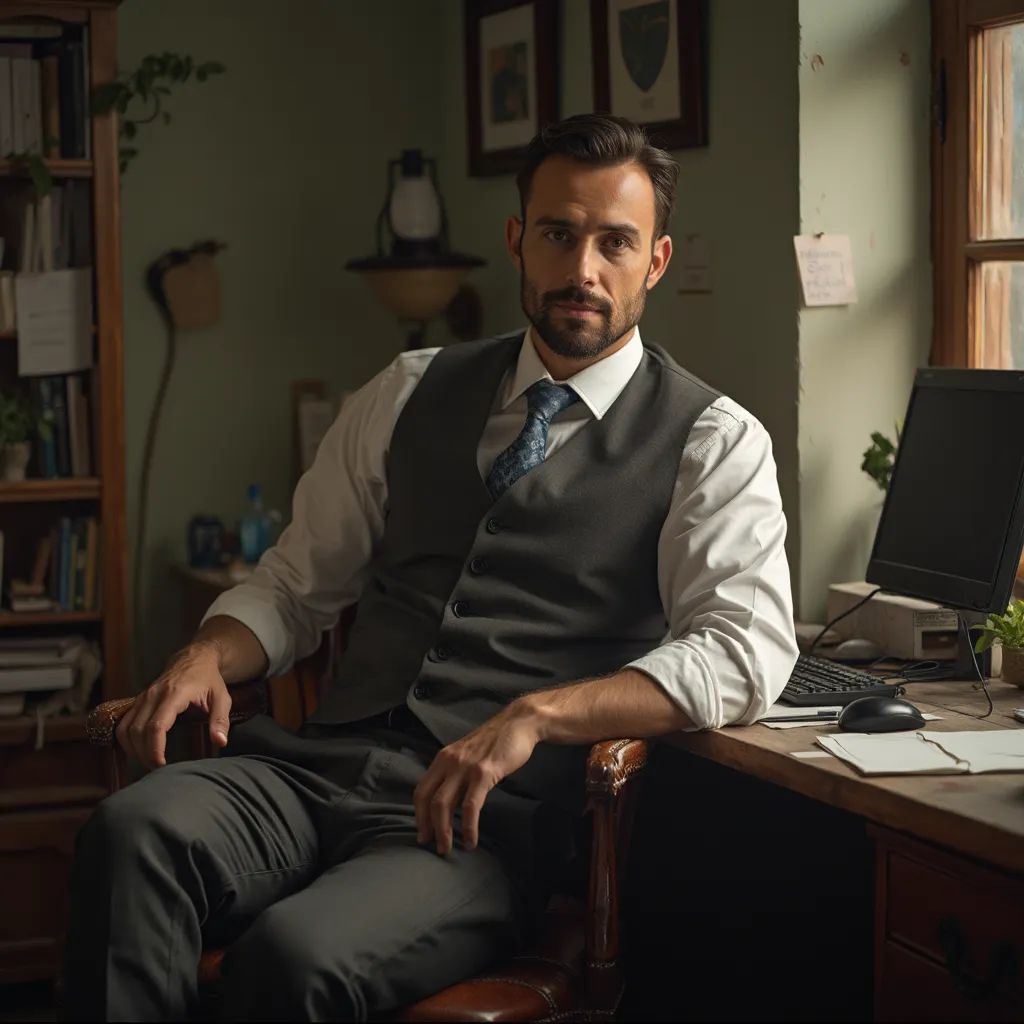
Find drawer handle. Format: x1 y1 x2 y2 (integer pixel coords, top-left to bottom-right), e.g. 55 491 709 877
938 916 1018 1002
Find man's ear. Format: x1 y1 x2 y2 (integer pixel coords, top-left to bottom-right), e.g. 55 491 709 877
646 234 672 290
505 215 524 270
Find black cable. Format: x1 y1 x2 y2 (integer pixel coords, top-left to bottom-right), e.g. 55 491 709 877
808 586 883 655
954 611 993 719
131 314 177 683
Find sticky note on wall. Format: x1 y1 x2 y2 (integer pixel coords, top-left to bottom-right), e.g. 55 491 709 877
793 234 858 307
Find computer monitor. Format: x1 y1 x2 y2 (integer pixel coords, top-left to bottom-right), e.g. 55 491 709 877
866 367 1024 615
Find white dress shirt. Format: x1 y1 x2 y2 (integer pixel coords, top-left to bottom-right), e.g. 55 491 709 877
203 328 799 731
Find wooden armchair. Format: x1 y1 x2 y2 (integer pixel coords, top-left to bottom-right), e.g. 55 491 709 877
85 635 648 1022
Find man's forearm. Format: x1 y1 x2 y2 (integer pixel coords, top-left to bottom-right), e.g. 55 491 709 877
513 668 693 744
190 614 270 684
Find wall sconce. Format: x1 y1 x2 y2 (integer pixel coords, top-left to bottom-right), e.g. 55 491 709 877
347 149 484 350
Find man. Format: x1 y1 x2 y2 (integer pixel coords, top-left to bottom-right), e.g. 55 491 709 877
63 113 798 1021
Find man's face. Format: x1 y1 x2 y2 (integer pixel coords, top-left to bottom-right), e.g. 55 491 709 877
506 155 672 361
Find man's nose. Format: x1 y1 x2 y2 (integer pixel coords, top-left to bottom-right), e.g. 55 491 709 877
566 240 598 290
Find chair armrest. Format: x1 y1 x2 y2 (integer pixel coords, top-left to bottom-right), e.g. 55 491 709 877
586 737 649 798
85 679 268 747
583 737 649 1015
85 680 268 793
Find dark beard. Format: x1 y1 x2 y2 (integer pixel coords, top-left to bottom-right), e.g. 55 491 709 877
521 275 648 360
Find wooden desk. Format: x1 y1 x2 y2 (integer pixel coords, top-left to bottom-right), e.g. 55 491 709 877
667 680 1024 1021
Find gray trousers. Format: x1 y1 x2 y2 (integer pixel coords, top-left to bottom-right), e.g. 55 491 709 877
62 710 577 1022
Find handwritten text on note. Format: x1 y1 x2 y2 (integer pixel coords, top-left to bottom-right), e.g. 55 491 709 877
793 234 858 307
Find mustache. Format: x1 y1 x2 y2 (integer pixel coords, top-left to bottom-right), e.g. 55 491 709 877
542 288 611 315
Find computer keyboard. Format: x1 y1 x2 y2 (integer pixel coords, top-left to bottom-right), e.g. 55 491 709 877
780 654 901 706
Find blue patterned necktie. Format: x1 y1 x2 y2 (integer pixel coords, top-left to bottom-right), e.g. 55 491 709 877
486 380 580 500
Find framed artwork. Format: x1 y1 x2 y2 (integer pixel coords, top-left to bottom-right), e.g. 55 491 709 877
464 0 559 176
590 0 707 150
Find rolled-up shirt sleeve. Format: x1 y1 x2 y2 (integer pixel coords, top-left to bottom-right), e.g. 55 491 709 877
200 349 437 678
626 398 799 730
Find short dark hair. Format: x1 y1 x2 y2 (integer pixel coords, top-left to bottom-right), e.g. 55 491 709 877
515 113 680 240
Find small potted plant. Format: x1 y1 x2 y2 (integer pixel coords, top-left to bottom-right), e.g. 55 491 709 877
974 599 1024 687
0 392 37 481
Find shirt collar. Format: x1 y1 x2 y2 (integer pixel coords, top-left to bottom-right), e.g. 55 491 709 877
501 326 644 420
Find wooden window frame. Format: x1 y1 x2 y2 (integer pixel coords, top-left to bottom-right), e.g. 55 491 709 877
932 0 1024 366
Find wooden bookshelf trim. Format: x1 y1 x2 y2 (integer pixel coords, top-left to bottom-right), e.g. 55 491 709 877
0 477 99 502
0 712 88 746
0 326 98 340
0 159 93 179
0 610 101 626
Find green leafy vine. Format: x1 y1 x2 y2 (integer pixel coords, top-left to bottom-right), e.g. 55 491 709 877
91 51 225 173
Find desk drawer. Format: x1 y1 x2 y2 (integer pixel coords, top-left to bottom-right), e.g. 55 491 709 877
875 830 1024 1021
878 939 1021 1022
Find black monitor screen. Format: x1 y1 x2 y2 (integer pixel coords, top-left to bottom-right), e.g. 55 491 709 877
867 371 1024 612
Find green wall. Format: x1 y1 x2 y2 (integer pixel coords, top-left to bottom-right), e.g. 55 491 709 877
796 0 932 619
118 0 445 682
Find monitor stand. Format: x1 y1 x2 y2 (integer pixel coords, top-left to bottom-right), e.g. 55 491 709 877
922 609 991 680
897 608 991 682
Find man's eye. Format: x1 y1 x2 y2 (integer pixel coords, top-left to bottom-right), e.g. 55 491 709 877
545 229 569 243
606 236 629 250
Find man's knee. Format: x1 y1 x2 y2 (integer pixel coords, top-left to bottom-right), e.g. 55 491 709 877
75 763 202 869
222 904 365 1022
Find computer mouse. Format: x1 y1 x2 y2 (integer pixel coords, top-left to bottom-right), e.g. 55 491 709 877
837 695 926 733
832 637 885 662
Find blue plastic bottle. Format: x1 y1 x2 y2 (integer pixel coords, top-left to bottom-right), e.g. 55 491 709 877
240 483 267 563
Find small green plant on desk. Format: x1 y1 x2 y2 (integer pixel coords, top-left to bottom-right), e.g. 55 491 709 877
975 599 1024 687
861 427 901 491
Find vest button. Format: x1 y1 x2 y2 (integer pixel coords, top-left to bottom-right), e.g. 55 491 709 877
413 683 429 700
430 644 452 662
486 517 501 534
469 556 489 574
451 600 469 618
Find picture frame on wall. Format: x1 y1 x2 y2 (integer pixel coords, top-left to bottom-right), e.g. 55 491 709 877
464 0 559 176
590 0 707 150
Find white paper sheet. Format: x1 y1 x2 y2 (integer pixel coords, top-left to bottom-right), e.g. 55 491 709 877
15 267 93 375
816 729 1024 775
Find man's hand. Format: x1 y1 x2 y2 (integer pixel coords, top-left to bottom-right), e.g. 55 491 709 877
115 642 232 771
413 704 542 856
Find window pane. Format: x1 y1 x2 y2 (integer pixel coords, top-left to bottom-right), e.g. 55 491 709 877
976 261 1024 366
978 22 1024 240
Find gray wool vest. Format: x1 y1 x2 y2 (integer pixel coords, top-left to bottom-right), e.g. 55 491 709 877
309 332 720 812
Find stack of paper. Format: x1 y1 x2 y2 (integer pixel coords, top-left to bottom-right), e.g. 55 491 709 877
0 634 83 693
817 730 1024 775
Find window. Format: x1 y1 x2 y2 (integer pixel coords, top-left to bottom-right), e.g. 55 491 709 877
933 0 1024 366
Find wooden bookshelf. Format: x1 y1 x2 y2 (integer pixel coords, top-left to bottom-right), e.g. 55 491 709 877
0 609 101 627
0 0 126 986
0 477 100 502
0 326 98 340
0 158 94 179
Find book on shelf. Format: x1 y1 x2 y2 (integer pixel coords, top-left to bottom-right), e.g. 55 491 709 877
8 594 54 613
0 54 14 154
0 22 89 160
28 371 93 478
3 179 88 284
0 633 84 693
0 271 13 330
6 517 99 614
